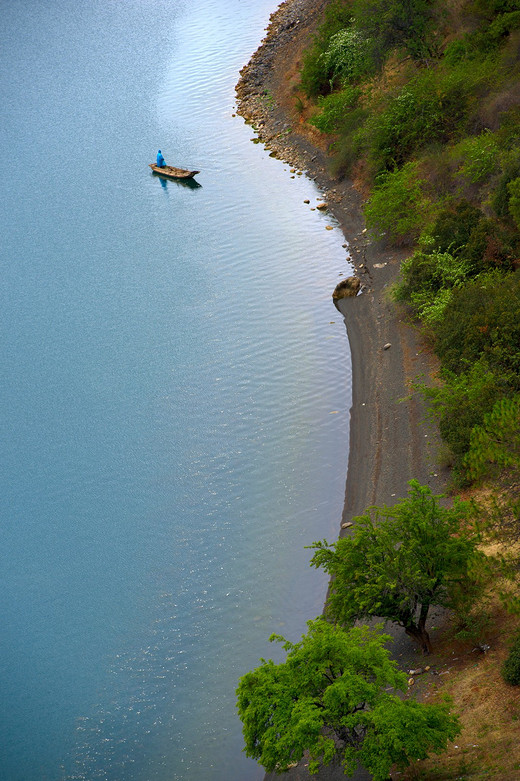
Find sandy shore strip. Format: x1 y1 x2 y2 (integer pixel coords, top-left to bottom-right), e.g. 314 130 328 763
236 0 447 518
235 1 448 778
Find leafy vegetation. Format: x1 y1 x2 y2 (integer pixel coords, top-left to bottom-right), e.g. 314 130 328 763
309 481 488 653
237 2 520 775
300 0 520 482
464 394 520 481
236 620 460 778
502 629 520 685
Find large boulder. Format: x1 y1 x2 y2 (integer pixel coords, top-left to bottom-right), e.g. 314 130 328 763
332 276 361 300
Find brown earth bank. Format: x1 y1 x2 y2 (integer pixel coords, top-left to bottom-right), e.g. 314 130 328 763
235 1 451 779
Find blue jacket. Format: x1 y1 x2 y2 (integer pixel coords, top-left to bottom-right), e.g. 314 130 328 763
157 150 165 167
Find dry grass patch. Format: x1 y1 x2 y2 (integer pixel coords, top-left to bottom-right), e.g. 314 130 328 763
400 600 520 780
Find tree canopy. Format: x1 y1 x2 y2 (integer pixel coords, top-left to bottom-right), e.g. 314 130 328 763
310 480 487 653
236 620 460 779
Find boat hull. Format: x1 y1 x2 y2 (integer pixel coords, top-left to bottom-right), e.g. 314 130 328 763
149 164 200 180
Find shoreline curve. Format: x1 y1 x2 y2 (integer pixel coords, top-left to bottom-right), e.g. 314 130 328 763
235 1 449 778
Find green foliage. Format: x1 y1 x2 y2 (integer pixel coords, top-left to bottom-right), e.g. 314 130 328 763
417 287 455 326
365 75 448 172
434 55 495 128
310 481 485 653
442 36 476 65
423 361 505 470
502 629 520 685
429 200 482 255
445 9 520 60
432 271 520 383
474 0 520 16
329 111 370 176
313 0 354 45
394 244 474 326
300 0 520 477
485 10 520 41
422 205 518 277
507 175 520 227
453 606 493 646
366 56 497 174
236 620 460 778
455 130 500 184
460 216 518 273
351 0 437 61
394 245 472 324
394 204 519 331
320 28 376 89
300 0 355 96
300 0 439 96
310 86 362 134
364 163 431 243
464 394 520 481
491 149 520 218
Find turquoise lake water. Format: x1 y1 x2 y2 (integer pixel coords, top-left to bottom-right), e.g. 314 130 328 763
0 0 353 778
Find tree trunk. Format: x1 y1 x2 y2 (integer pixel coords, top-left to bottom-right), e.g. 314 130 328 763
404 623 433 655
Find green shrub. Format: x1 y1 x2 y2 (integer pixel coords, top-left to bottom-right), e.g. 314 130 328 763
300 0 354 96
422 361 505 470
487 10 520 40
455 130 500 184
329 114 369 176
394 247 470 299
474 0 520 16
507 175 520 227
351 0 437 61
301 0 440 97
492 148 520 218
427 204 517 276
409 287 456 327
314 0 354 44
364 162 431 243
300 49 331 98
464 394 520 481
309 86 362 134
461 217 518 272
502 630 520 686
455 10 520 56
434 55 497 134
443 36 476 65
364 59 493 173
319 28 376 89
432 271 520 383
429 200 482 255
394 247 471 325
365 79 445 172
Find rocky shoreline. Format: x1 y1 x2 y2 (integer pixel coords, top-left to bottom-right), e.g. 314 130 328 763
235 1 447 778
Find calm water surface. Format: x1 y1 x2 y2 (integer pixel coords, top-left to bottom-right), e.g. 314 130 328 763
0 0 353 778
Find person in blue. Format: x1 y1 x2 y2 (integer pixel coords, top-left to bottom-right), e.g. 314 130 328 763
156 150 166 167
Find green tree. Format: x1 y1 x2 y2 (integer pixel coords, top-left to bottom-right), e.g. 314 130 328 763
352 0 437 61
364 163 431 243
310 481 486 653
464 394 520 482
236 620 460 779
432 271 520 385
502 629 520 686
421 361 505 471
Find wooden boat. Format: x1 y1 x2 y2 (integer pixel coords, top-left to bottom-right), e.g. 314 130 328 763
149 164 200 180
